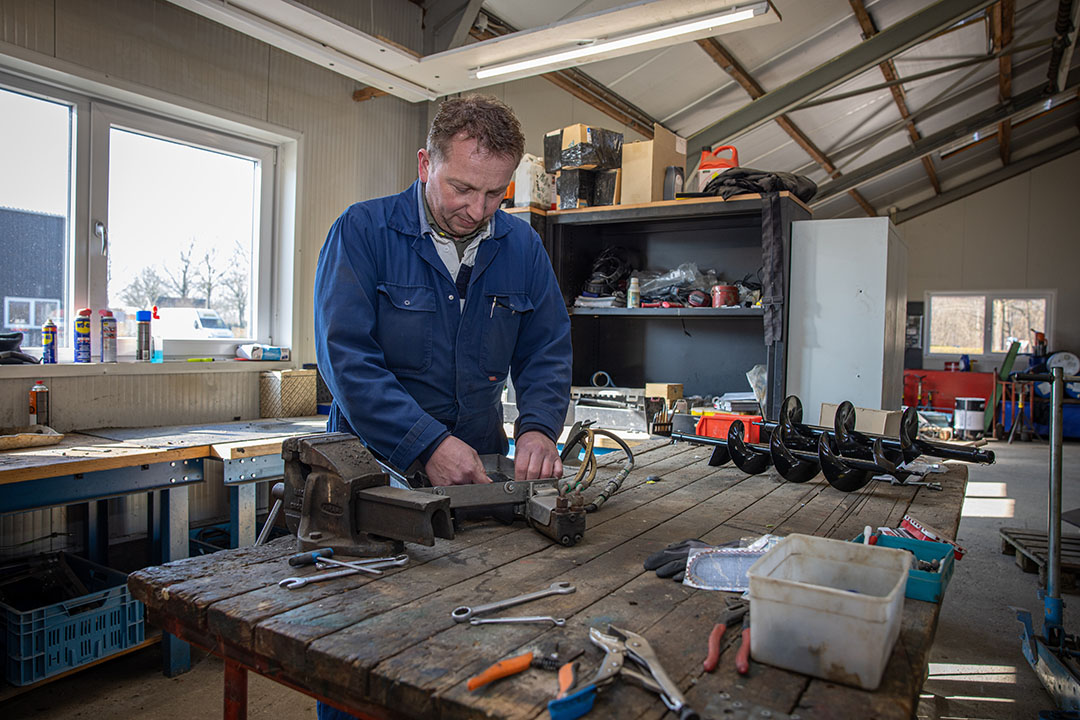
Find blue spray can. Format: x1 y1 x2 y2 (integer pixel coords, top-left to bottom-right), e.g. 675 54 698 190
41 320 57 364
75 308 92 363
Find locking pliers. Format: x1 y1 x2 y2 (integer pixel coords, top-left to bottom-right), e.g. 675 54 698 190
548 625 699 720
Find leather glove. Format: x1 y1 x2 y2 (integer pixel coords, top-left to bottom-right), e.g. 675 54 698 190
643 539 713 582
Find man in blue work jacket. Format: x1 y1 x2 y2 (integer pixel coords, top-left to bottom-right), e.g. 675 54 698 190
315 94 572 492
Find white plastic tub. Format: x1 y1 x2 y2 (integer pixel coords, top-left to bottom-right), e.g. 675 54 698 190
747 534 911 690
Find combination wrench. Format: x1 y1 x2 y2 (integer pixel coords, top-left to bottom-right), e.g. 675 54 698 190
469 616 566 627
278 555 409 589
451 581 576 623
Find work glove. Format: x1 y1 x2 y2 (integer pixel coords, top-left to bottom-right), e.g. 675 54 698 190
643 539 713 582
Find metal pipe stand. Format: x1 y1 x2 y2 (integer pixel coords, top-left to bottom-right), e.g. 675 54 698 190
1016 367 1080 711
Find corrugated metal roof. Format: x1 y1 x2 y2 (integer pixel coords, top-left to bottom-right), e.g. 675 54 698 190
482 0 1080 218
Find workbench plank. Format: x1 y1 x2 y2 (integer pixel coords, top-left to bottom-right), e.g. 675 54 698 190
85 416 326 449
0 433 206 484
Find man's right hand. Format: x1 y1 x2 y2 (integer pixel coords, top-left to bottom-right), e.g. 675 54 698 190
424 436 491 486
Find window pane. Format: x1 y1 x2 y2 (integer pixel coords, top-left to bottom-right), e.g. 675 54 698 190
929 295 985 354
991 298 1046 353
0 87 72 347
107 128 257 340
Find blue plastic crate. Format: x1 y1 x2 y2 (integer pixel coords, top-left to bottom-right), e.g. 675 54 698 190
0 553 145 686
852 534 955 603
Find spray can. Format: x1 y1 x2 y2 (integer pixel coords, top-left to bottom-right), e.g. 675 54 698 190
74 308 92 363
29 380 49 427
100 310 117 363
136 310 152 362
41 320 57 364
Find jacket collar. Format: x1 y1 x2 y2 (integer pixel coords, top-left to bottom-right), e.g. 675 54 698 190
388 180 513 241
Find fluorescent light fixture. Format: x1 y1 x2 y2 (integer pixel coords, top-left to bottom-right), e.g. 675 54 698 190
474 2 768 80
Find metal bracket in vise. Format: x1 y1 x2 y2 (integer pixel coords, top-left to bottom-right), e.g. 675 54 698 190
282 433 454 557
415 457 588 547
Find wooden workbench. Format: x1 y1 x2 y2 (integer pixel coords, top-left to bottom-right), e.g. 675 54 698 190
128 439 968 719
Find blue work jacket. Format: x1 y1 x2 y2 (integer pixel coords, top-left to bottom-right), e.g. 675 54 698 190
314 181 572 471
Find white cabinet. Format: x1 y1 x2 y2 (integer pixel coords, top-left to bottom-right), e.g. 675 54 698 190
786 218 907 418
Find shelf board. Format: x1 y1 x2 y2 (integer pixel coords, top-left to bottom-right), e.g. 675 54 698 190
569 306 764 318
547 191 810 224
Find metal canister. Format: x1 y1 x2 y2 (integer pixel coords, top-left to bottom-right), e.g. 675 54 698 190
100 310 117 363
710 284 739 307
74 308 92 363
41 320 57 364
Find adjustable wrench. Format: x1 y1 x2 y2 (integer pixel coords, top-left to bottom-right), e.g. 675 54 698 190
452 581 575 623
278 555 409 589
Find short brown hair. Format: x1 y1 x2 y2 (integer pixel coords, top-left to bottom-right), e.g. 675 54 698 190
427 95 525 164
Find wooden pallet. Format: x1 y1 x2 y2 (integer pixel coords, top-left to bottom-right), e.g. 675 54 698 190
1000 527 1080 592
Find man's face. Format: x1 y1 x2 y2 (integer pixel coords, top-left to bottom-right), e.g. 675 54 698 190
418 134 517 238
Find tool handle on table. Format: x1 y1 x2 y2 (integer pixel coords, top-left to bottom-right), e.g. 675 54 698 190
735 627 751 675
467 652 533 691
556 661 579 699
548 684 598 720
288 548 333 566
704 623 728 672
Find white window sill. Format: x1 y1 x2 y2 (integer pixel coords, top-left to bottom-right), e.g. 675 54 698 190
0 359 294 379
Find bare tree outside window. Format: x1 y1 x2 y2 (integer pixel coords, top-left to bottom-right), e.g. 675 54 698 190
991 298 1045 353
928 295 985 354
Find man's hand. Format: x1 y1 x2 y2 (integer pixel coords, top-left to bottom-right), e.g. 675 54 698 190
514 431 562 482
424 436 491 487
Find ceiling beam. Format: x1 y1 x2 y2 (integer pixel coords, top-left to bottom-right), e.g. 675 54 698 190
813 68 1080 204
939 93 1077 159
471 12 663 140
424 0 485 55
695 37 877 216
849 0 941 194
689 0 998 152
825 50 1051 164
894 135 1080 223
991 0 1015 165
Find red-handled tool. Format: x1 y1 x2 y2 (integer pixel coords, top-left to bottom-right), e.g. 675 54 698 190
735 615 752 675
703 599 749 672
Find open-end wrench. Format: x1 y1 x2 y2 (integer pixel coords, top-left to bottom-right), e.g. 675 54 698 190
452 581 575 623
469 616 566 627
278 555 409 589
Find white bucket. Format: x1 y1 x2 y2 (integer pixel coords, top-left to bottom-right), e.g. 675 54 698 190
748 534 910 690
953 397 985 439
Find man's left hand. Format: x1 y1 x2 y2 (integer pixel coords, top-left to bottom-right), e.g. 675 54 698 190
514 431 562 482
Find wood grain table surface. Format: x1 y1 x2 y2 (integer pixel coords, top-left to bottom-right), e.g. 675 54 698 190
129 438 968 720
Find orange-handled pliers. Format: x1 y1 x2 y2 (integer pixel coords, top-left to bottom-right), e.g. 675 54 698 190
468 645 583 692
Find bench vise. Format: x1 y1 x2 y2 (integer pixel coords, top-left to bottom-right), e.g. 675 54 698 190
281 433 587 554
282 433 454 557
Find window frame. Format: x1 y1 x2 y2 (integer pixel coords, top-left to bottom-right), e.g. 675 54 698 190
923 289 1056 360
0 62 294 363
89 102 276 354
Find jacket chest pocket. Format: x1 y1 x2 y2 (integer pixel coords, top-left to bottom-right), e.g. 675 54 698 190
376 282 436 374
481 292 533 376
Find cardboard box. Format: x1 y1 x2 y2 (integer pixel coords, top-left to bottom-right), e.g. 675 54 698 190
593 168 621 206
544 124 623 172
645 383 684 401
819 402 902 437
620 123 687 205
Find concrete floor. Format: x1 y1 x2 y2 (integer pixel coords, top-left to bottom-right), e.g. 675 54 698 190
3 439 1078 720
